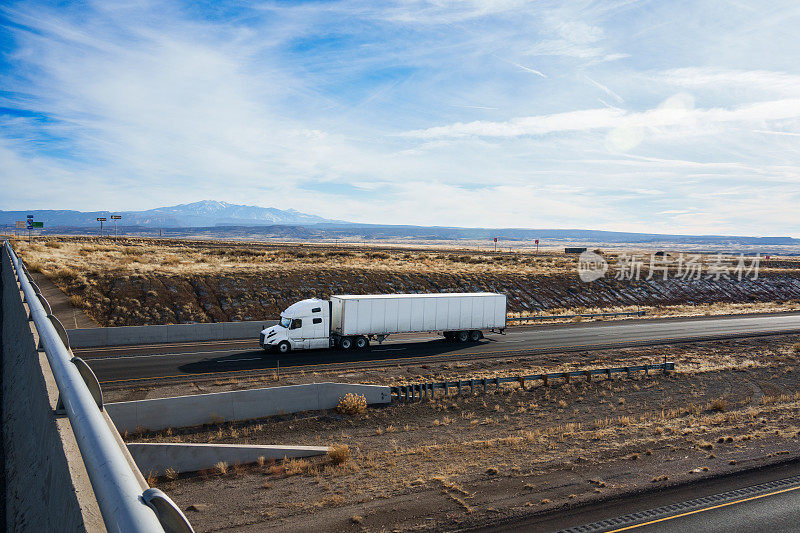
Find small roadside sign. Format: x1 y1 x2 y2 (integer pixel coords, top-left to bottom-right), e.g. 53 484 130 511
15 221 25 229
111 215 122 220
97 217 107 221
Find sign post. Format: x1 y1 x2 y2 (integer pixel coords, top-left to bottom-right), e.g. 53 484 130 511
96 217 107 237
26 215 34 243
111 215 122 243
494 237 498 253
535 239 539 253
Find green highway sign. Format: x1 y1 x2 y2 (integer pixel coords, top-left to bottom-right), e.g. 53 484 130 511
31 221 43 228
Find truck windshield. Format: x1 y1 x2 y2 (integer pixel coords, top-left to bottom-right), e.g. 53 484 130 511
280 316 291 328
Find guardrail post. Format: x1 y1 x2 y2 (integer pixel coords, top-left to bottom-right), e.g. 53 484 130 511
542 375 548 387
605 369 612 380
457 381 462 395
444 382 448 396
470 379 474 394
625 367 631 378
482 378 487 393
495 377 500 391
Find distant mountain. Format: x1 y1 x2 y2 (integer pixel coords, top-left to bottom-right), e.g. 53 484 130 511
0 200 339 228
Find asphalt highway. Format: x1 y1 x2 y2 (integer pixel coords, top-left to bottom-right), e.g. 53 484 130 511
479 459 800 532
78 313 800 384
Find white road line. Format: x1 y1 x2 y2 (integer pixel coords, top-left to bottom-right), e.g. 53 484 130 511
225 357 261 363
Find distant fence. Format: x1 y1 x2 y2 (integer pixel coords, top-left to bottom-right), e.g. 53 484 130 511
508 310 646 323
68 319 277 348
391 362 674 401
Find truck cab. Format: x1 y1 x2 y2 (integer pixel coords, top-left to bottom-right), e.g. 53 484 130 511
259 298 330 353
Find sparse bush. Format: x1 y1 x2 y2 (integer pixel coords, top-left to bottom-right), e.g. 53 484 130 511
164 467 178 481
792 342 800 354
337 393 367 415
284 458 310 476
214 461 228 475
44 241 61 249
68 294 85 308
710 399 727 412
327 444 350 465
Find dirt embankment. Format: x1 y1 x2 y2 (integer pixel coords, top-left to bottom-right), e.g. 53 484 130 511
12 237 800 326
83 269 800 326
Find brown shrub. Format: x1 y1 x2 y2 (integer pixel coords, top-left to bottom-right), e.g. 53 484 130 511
337 393 367 415
710 399 727 412
327 444 351 465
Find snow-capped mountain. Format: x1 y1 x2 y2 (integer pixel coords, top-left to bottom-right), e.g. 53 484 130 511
0 201 339 228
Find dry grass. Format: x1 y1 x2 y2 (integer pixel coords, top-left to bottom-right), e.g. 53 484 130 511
327 445 351 465
337 393 367 416
214 461 228 475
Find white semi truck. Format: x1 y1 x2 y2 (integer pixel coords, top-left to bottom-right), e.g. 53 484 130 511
259 293 507 354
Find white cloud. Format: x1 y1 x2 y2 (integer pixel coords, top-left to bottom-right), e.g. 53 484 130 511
403 97 800 140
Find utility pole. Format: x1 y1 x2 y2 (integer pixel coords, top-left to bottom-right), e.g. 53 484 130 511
96 217 107 238
111 215 122 244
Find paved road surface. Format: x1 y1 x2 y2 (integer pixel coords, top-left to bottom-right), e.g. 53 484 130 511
477 460 800 532
77 313 800 383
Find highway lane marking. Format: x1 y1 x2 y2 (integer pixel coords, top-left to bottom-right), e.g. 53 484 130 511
605 484 800 532
225 357 261 362
94 327 800 384
73 338 259 352
88 348 253 361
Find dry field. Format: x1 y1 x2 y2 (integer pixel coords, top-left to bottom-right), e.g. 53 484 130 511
10 236 800 327
127 336 800 532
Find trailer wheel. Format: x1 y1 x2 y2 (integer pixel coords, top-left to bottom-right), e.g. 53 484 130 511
456 330 469 343
339 337 353 350
276 341 291 354
469 330 482 342
355 336 369 350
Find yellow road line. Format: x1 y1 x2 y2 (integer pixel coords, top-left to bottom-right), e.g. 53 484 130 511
606 484 800 532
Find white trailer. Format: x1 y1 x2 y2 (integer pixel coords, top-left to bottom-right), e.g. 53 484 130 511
260 292 506 354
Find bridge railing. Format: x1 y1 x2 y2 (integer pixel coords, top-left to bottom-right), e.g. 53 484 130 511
4 241 193 533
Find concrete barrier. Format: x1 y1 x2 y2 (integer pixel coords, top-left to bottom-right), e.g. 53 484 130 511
66 319 278 348
107 382 392 433
128 443 329 476
1 247 104 531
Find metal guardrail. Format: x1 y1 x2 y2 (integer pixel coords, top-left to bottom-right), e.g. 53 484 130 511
508 310 646 322
391 362 674 401
4 242 192 533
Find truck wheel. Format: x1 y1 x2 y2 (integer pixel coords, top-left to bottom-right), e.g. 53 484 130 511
443 331 454 341
456 331 469 343
469 330 482 342
276 341 291 354
339 337 353 350
355 336 369 350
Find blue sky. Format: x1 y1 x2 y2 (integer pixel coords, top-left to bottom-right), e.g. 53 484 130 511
1 0 799 236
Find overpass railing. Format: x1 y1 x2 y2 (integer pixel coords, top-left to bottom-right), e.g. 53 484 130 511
4 241 193 533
